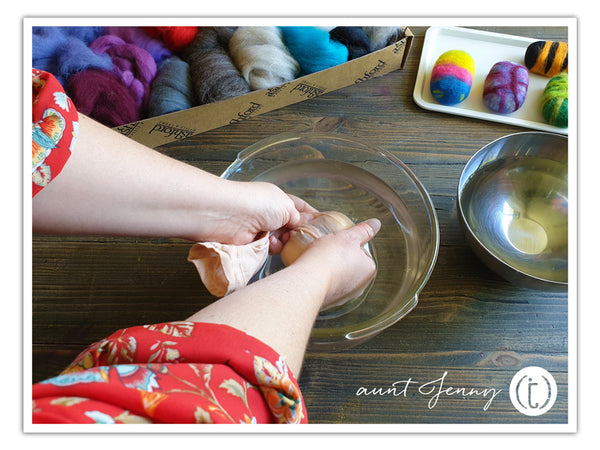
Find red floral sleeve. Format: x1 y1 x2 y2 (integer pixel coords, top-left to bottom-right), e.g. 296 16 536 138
32 68 79 197
32 322 307 424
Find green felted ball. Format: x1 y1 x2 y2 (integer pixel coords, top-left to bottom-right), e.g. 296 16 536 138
541 73 568 128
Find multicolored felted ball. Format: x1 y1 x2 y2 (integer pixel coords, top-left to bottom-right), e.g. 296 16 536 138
541 73 568 128
430 50 475 105
483 61 529 114
524 40 568 77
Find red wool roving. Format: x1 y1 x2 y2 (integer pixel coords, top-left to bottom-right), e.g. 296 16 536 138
144 27 198 52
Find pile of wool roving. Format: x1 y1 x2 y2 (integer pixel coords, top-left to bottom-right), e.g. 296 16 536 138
32 25 406 128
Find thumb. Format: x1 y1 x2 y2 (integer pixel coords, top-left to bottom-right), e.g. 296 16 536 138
346 218 381 245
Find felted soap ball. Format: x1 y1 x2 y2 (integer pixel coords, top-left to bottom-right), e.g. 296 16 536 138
483 61 529 114
541 73 568 128
524 40 568 77
430 50 475 105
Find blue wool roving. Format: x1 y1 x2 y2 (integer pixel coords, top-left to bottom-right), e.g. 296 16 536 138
280 26 348 74
32 27 112 84
55 37 113 84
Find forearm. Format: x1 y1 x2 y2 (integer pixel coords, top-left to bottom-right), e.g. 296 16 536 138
32 114 237 241
186 259 330 375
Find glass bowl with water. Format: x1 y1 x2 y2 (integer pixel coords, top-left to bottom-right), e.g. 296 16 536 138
222 132 440 351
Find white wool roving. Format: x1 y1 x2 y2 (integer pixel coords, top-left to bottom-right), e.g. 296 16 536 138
229 27 301 90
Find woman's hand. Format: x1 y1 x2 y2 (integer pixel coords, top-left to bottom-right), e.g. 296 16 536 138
32 114 316 246
199 180 317 253
291 218 380 309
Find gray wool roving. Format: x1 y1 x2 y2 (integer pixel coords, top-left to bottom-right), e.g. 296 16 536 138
183 27 250 105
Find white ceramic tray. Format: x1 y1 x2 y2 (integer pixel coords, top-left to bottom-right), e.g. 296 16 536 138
413 26 568 135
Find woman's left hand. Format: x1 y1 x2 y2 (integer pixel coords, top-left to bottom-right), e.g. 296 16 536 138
198 180 317 253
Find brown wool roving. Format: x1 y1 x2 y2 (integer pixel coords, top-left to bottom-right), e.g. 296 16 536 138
183 27 250 105
229 27 301 90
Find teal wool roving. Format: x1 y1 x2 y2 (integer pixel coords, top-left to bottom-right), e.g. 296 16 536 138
148 56 194 117
280 26 348 74
183 27 250 105
230 27 301 90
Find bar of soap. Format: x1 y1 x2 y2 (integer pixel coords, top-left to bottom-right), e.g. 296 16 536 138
541 73 568 128
483 61 529 114
430 50 475 105
524 40 568 77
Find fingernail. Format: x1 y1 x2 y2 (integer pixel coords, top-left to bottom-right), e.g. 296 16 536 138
365 218 381 236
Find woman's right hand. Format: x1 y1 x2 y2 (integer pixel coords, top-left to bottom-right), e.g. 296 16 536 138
292 218 381 309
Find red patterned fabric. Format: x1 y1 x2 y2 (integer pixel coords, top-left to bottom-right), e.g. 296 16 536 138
32 68 79 197
32 322 307 424
31 70 306 424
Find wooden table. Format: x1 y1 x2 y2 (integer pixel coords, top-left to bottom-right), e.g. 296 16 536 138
32 26 570 426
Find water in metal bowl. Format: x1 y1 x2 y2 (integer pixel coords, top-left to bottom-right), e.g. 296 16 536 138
222 132 439 350
458 132 568 290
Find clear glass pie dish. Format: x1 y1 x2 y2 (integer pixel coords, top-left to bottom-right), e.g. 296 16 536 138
222 132 440 351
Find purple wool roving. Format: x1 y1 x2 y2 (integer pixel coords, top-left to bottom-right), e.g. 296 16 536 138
89 34 158 111
483 61 529 114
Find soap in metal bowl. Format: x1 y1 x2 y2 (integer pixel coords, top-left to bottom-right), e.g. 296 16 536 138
457 132 568 290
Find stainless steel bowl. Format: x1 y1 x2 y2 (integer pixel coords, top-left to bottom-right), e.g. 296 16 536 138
222 132 439 350
457 132 568 290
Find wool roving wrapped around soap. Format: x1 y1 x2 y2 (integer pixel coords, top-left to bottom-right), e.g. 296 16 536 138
183 27 251 105
66 69 140 127
148 56 194 117
329 26 371 60
89 34 158 112
229 27 301 90
279 26 349 74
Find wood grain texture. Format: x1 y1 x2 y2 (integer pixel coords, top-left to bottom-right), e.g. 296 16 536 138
31 26 570 424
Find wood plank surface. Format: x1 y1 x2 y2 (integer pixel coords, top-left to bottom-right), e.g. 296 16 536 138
31 25 571 425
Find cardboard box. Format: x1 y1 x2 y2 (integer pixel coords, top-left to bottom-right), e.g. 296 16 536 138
113 27 413 149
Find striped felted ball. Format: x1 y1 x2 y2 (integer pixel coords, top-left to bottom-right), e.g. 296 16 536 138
541 73 568 128
524 40 568 77
430 50 475 105
483 61 529 114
